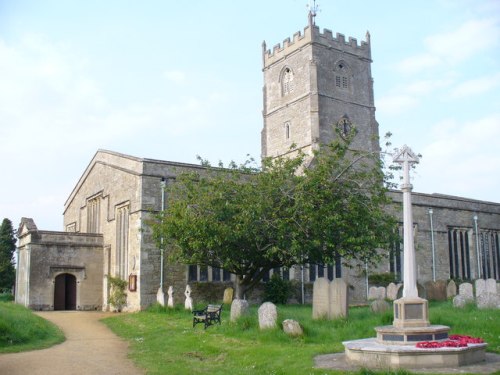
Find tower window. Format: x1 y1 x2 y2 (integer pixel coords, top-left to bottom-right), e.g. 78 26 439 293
281 67 294 96
334 61 350 91
285 121 291 140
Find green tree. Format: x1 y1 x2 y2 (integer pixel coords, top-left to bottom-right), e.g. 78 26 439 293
0 218 16 292
151 138 397 299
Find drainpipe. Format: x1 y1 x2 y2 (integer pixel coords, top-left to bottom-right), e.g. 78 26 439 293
428 208 436 282
473 215 481 279
365 261 369 300
160 178 166 290
301 264 305 305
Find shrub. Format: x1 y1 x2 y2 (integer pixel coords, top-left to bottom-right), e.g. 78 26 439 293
107 276 127 312
263 273 292 304
368 272 396 287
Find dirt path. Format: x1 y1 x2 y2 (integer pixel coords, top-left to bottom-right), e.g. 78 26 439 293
0 311 144 375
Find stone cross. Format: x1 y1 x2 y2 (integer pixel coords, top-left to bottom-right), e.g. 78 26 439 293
393 145 420 298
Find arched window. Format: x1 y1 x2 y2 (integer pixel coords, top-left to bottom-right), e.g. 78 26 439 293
281 67 294 96
285 121 291 140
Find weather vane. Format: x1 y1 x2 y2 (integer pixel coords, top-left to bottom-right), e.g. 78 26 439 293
307 0 320 25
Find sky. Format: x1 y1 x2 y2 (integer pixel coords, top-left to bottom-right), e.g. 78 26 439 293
0 0 499 231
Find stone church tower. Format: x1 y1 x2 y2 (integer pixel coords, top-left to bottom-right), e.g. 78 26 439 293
261 14 379 160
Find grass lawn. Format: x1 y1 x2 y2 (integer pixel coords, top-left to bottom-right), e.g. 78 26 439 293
0 300 65 353
102 301 500 375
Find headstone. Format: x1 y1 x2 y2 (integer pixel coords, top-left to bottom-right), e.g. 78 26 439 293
184 285 193 311
282 319 303 336
396 283 426 299
312 278 330 319
475 279 486 298
330 278 348 319
368 286 378 300
223 287 234 305
459 282 474 302
167 286 174 308
476 293 500 309
368 286 386 300
258 302 277 330
485 279 498 295
386 283 401 301
230 299 249 322
425 280 447 301
446 280 457 298
453 295 468 308
370 299 391 314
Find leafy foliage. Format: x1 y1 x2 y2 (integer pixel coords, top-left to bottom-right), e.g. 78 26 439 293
263 273 293 304
107 275 127 312
151 138 397 298
0 219 16 292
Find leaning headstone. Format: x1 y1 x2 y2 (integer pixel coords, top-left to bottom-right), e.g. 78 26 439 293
485 279 498 295
370 299 391 314
459 282 474 302
453 295 468 308
223 287 234 305
258 302 277 330
386 283 400 301
282 319 303 336
184 285 193 311
476 293 500 309
312 278 330 319
446 280 457 299
330 278 348 319
475 279 487 298
425 280 447 301
230 299 249 322
167 286 174 308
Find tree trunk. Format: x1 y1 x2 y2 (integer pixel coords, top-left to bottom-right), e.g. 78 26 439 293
234 275 244 299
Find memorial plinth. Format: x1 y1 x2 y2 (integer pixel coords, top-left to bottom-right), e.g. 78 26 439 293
342 145 486 370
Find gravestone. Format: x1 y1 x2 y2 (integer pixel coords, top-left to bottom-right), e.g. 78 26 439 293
485 278 498 295
258 302 277 329
453 294 468 308
167 286 174 308
425 280 447 301
230 299 249 322
282 319 303 336
475 279 486 298
330 278 348 319
459 282 474 302
370 299 391 314
223 287 234 305
386 283 401 301
184 285 193 311
446 280 457 298
367 286 378 300
368 286 385 300
476 293 500 309
312 278 330 319
396 283 426 299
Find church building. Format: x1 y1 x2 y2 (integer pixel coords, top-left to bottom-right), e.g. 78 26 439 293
15 16 500 311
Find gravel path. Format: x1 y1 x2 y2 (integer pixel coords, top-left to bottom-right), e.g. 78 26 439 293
0 311 144 375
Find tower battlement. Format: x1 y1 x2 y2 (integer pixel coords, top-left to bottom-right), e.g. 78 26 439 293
263 24 371 66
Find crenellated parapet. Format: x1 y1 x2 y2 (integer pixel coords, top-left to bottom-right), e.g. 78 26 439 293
263 24 371 66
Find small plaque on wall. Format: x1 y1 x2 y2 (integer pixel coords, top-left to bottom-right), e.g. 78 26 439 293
128 274 137 292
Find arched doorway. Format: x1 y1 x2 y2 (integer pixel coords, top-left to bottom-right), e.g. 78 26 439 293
54 273 77 310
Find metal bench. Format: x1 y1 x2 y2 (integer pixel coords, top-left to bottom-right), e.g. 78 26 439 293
192 304 222 329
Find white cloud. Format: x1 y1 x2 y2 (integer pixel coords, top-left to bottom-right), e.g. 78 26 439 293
449 73 500 99
163 70 186 83
376 94 418 116
416 115 500 202
396 18 500 74
406 79 453 95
